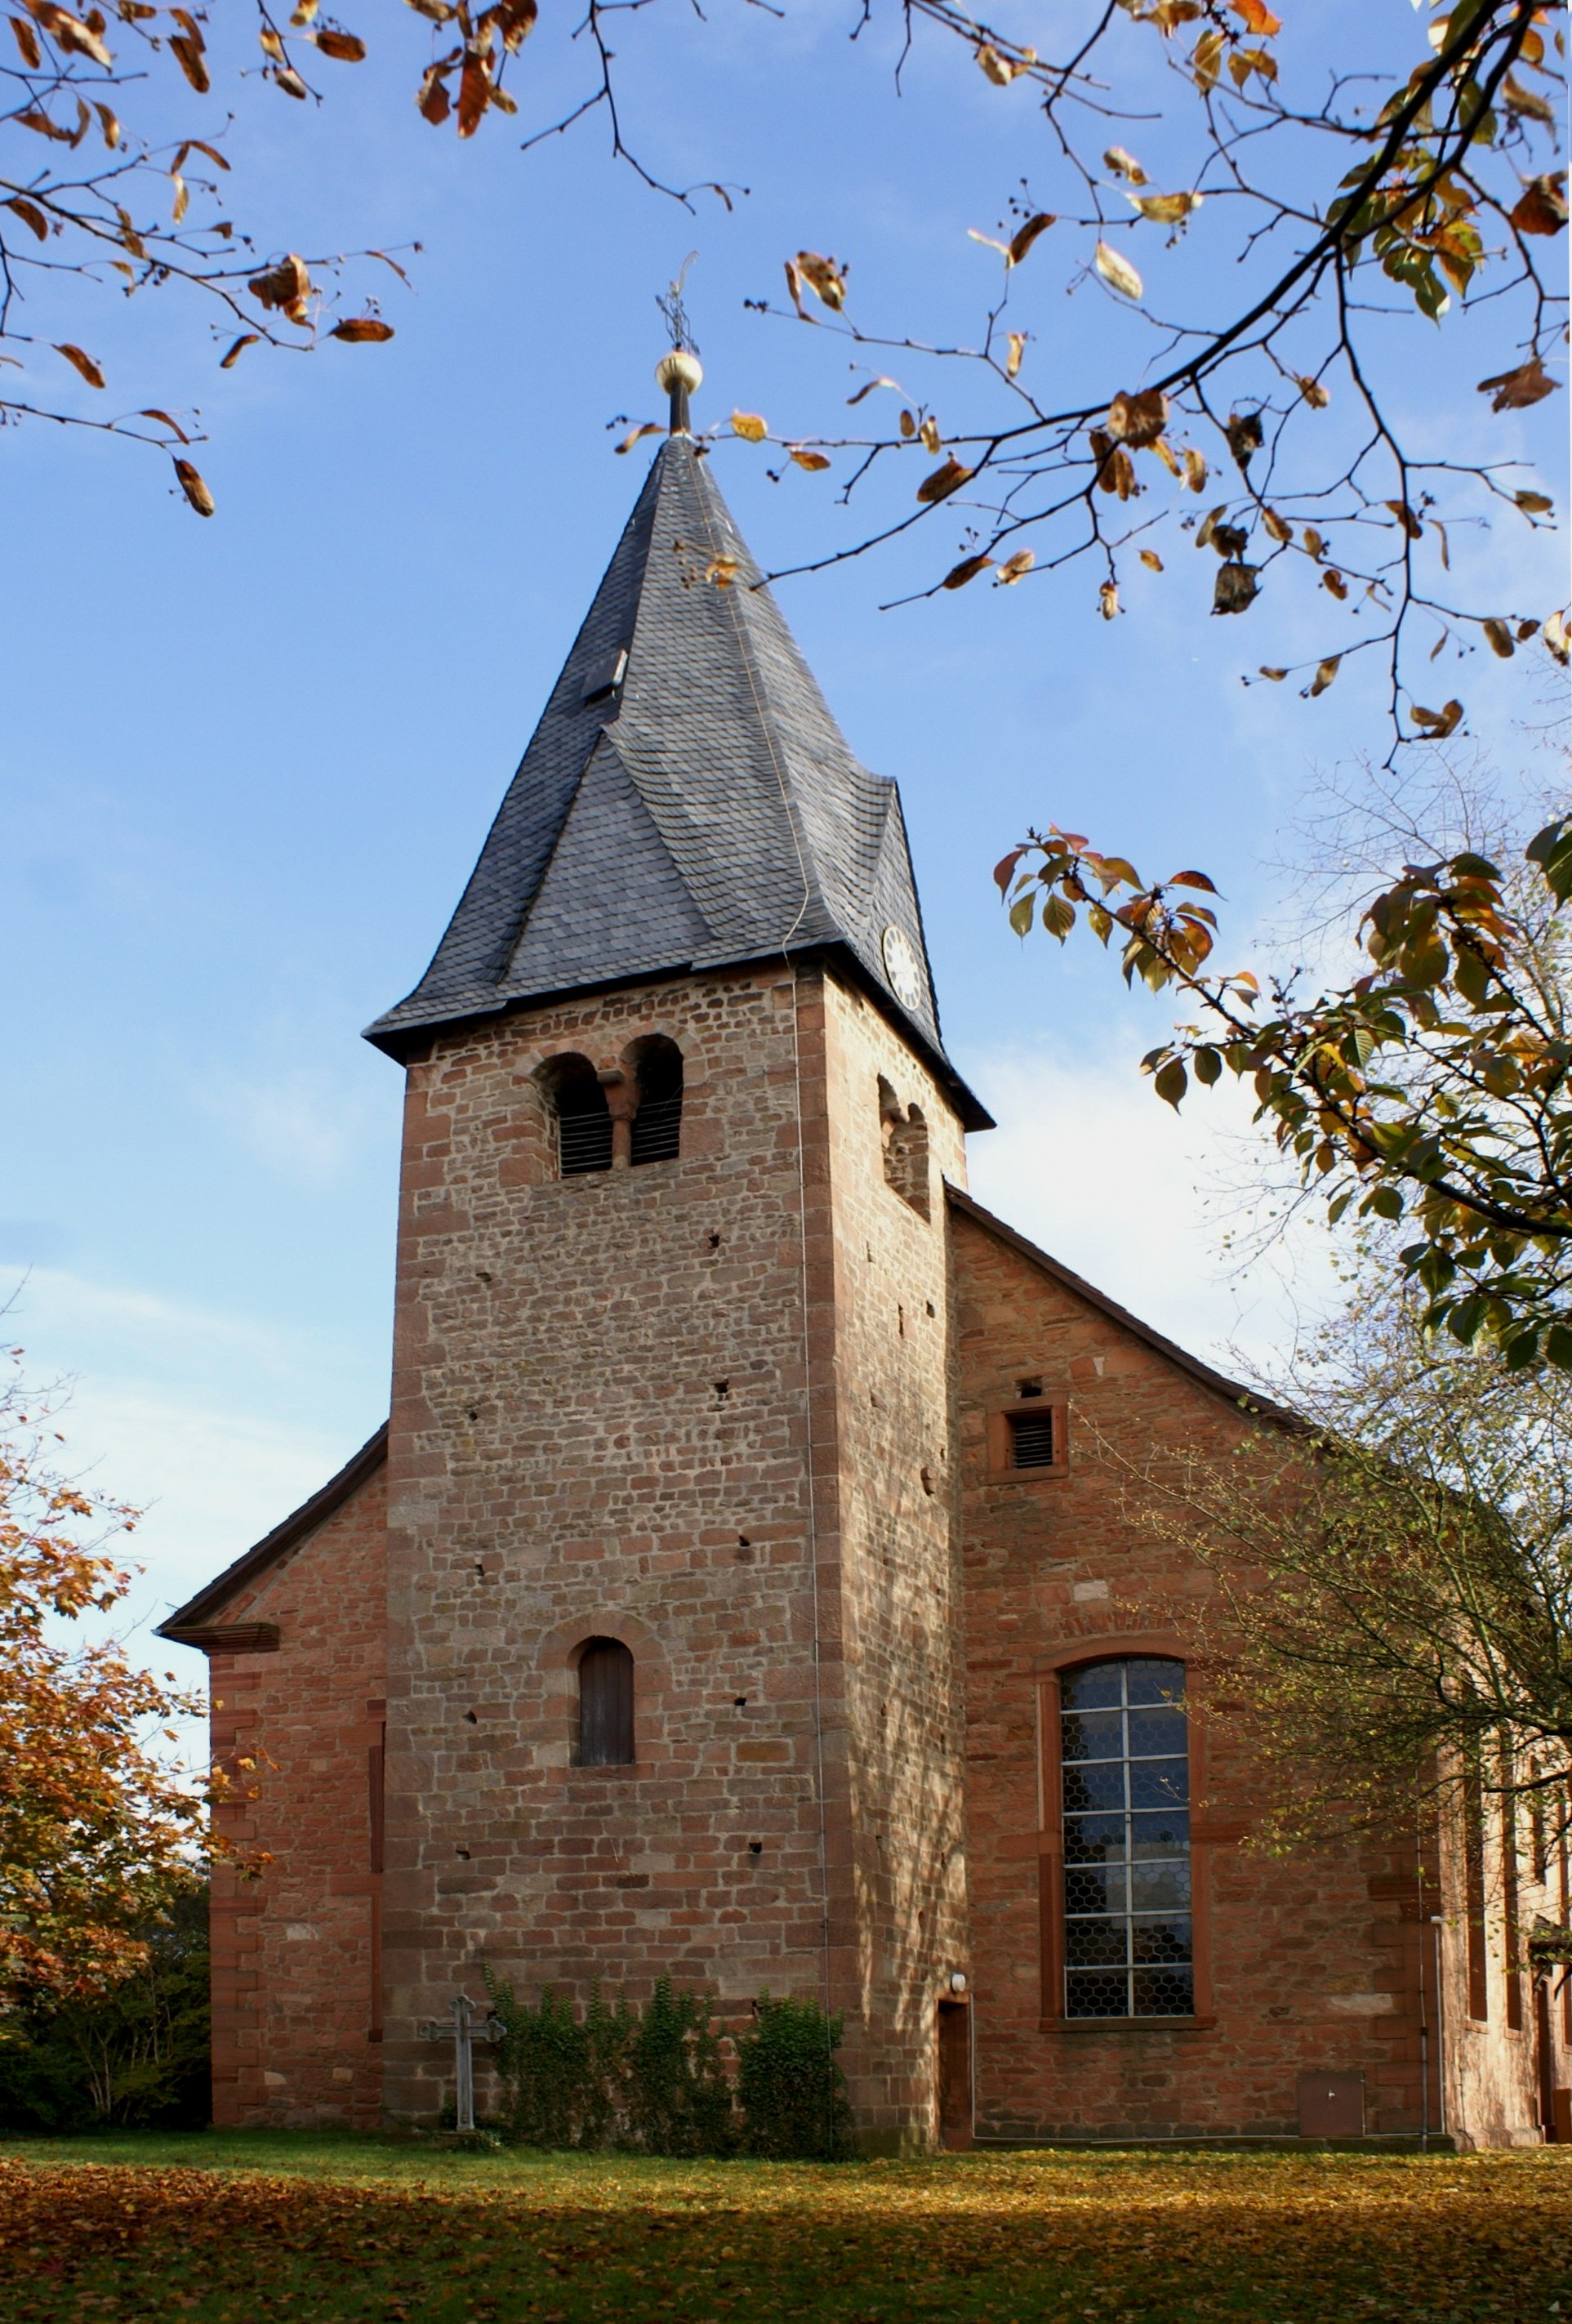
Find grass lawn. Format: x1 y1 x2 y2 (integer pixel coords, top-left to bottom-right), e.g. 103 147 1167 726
2 2133 1566 2324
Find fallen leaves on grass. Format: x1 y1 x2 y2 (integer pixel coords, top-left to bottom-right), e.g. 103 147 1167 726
3 2147 1569 2322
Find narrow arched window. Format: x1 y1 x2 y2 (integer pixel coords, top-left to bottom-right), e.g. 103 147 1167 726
577 1637 635 1765
1061 1657 1191 2018
540 1055 612 1178
878 1077 930 1220
630 1037 683 1166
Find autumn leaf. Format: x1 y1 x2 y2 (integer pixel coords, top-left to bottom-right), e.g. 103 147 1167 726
1481 618 1515 659
1509 173 1568 238
790 448 831 471
1139 549 1164 571
1213 560 1259 614
1004 333 1026 379
731 411 768 442
942 553 994 589
1129 191 1204 225
795 251 846 310
1093 241 1143 299
844 377 897 406
1410 699 1463 738
9 11 42 65
1308 654 1340 696
1007 213 1055 266
331 316 394 341
138 407 189 442
1089 431 1135 499
4 195 48 240
1477 358 1560 412
975 43 1015 83
1098 580 1120 618
1296 374 1330 408
1106 388 1168 447
417 57 452 122
54 341 105 387
1261 507 1292 544
313 27 367 60
456 48 491 136
1258 666 1287 680
916 456 973 503
220 334 261 368
1192 28 1224 88
1230 0 1280 29
248 253 312 323
1103 145 1147 185
1182 447 1207 493
173 457 214 516
920 414 942 454
995 548 1034 584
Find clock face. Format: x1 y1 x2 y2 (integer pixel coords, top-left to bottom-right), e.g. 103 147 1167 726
881 923 924 1012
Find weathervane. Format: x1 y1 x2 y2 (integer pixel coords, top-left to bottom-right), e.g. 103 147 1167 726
655 253 703 437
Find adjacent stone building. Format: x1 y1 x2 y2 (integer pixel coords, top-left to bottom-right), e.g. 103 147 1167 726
163 397 1567 2152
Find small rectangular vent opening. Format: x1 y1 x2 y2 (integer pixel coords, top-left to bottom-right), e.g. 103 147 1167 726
581 645 628 707
1008 1407 1057 1470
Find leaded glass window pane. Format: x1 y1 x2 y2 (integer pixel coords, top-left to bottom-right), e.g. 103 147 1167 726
1060 1657 1191 2018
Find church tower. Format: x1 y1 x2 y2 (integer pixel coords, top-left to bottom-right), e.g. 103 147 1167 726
361 358 991 2144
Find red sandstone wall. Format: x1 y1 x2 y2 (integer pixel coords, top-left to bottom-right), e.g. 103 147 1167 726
382 966 843 2125
818 975 970 2142
952 1206 1443 2142
204 1461 387 2128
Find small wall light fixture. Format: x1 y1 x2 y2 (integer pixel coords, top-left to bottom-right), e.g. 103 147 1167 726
949 1971 968 1995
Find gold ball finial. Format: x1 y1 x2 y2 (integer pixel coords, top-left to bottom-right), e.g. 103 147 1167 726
656 348 703 435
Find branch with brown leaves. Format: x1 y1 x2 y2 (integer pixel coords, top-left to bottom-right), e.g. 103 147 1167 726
691 0 1569 755
997 808 1572 1366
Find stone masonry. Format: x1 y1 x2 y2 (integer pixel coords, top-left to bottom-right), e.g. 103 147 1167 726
164 420 1569 2151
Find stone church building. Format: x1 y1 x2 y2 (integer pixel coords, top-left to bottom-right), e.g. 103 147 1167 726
163 392 1565 2152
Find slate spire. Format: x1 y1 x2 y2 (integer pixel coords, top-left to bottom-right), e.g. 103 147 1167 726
365 410 989 1129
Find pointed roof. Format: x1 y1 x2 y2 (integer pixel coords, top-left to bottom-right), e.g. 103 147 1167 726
364 436 991 1130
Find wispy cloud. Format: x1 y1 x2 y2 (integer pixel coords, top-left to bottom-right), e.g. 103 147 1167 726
964 1039 1340 1378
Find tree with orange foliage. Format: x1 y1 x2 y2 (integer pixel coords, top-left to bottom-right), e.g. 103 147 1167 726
0 1347 215 2010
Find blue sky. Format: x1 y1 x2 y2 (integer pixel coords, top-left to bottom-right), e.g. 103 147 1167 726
1 0 1565 1670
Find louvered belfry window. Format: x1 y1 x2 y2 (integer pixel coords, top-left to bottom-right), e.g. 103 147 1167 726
577 1638 635 1766
553 1064 613 1177
1061 1657 1192 2018
630 1038 683 1167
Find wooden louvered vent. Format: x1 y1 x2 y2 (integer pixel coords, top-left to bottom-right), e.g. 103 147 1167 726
1008 1407 1057 1469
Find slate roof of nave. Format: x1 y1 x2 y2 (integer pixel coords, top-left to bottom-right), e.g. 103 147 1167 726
362 435 991 1131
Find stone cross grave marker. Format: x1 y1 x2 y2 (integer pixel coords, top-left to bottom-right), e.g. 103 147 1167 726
417 1992 505 2132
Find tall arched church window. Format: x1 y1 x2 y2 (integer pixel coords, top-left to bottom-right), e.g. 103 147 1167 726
577 1637 635 1765
630 1037 683 1166
541 1055 613 1178
1061 1657 1191 2018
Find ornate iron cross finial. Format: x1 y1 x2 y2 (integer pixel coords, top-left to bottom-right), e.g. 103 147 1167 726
656 252 699 357
655 255 703 435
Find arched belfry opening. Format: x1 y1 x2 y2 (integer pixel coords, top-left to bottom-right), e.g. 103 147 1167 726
628 1035 683 1166
538 1055 612 1178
